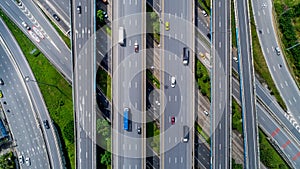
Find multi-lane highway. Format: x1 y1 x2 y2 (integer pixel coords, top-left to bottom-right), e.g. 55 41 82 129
112 0 146 168
251 0 300 126
0 0 72 81
160 0 194 168
72 0 96 169
0 20 50 169
0 18 64 169
211 0 231 168
235 0 260 167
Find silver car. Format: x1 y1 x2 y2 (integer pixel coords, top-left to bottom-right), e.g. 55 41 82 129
171 76 176 88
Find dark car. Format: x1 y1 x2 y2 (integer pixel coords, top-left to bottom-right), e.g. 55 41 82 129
183 47 189 65
207 33 211 40
0 78 4 85
53 14 60 21
77 6 81 14
43 120 50 129
137 127 141 134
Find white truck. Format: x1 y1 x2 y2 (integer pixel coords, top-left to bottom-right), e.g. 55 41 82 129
119 27 125 45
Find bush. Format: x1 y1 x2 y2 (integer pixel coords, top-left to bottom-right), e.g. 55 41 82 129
0 152 15 169
63 121 75 144
195 59 211 99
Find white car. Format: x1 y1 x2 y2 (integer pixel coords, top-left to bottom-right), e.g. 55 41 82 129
204 110 209 116
202 10 208 17
25 157 31 166
171 76 176 88
134 42 139 52
18 155 24 164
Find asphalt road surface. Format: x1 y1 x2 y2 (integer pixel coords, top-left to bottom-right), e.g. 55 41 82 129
0 27 49 169
0 18 63 169
251 0 300 127
72 0 96 168
112 0 146 168
235 0 260 167
211 0 231 168
0 0 72 81
160 0 194 168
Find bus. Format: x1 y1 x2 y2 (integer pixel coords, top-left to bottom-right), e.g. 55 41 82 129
119 27 125 45
123 108 129 131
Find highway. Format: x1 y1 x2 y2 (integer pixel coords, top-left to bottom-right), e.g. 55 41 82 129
0 22 50 169
251 0 300 126
257 104 300 168
235 0 260 167
194 1 300 167
211 0 231 168
160 0 194 168
0 18 64 169
0 0 72 81
112 0 146 168
71 0 96 169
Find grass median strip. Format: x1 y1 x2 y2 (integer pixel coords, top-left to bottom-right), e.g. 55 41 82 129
0 10 75 169
146 70 160 89
146 121 160 154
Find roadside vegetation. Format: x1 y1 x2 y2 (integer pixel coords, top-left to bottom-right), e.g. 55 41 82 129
249 3 287 111
232 159 243 169
96 118 111 169
146 121 160 154
231 0 237 48
232 99 242 134
146 70 160 89
0 151 15 169
0 10 75 169
96 9 106 27
273 0 300 87
50 20 71 49
96 68 112 101
259 130 290 169
195 59 211 100
146 4 160 43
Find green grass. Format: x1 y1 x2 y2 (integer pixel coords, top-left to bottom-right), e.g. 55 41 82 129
146 121 160 154
195 59 211 100
232 159 243 169
232 98 243 134
104 25 112 37
0 10 75 169
259 130 290 169
195 122 210 144
249 2 287 111
146 70 160 89
96 68 112 101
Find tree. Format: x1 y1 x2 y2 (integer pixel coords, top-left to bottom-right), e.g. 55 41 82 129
97 10 105 25
100 150 111 166
96 119 110 138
